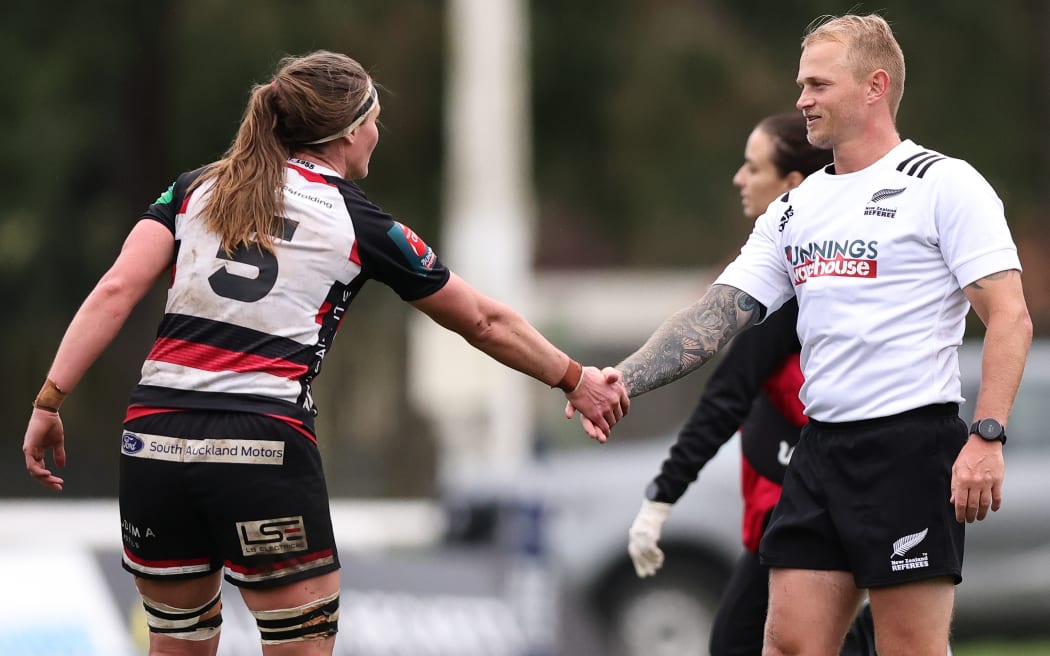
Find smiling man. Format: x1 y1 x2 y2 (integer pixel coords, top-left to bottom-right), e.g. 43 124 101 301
580 12 1032 656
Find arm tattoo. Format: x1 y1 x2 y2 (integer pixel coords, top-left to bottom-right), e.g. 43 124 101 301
617 284 766 398
966 270 1012 291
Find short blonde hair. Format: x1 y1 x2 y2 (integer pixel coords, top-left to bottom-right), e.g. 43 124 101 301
802 14 906 120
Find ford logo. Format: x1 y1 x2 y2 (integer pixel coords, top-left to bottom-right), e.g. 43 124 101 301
121 432 144 454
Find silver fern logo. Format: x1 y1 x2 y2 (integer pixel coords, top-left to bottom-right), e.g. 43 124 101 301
869 187 907 204
864 187 906 218
891 528 928 557
890 528 930 571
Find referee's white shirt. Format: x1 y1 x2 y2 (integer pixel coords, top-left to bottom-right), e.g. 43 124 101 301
716 139 1021 423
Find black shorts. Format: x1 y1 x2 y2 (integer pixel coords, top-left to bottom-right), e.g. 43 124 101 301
119 411 339 589
759 404 967 588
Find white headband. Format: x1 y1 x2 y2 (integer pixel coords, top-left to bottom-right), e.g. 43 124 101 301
304 83 378 145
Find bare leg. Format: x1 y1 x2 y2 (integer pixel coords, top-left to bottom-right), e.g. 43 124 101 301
135 573 224 656
868 577 954 656
239 571 342 656
763 568 864 656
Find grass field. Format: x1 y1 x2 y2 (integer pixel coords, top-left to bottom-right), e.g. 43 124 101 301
954 640 1050 655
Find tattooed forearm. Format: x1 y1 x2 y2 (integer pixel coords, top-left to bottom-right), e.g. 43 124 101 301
966 269 1013 291
616 284 765 398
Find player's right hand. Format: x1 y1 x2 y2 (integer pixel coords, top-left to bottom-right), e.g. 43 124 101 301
628 499 672 577
564 366 630 442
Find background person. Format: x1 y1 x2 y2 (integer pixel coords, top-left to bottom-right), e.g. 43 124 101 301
22 50 628 656
578 12 1031 655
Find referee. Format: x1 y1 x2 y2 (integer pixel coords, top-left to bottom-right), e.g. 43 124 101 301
586 12 1030 656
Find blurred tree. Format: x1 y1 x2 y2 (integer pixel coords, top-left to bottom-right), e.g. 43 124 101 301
1 0 446 498
531 0 1048 269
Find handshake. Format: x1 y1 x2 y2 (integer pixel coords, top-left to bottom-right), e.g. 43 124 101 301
561 364 631 443
557 362 671 578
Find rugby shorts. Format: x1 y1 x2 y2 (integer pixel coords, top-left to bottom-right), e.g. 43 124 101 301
119 410 339 589
759 403 967 588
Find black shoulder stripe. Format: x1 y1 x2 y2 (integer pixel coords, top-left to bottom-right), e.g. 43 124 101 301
905 153 940 176
897 150 947 178
896 151 929 171
780 191 790 202
915 156 946 178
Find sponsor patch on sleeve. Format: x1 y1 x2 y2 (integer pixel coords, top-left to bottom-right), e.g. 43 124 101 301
154 182 175 205
386 221 438 274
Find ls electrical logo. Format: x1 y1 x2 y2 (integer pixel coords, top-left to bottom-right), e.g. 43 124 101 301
237 516 308 556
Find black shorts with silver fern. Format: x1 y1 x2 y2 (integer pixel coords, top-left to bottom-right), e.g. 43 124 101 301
119 410 339 589
759 403 967 588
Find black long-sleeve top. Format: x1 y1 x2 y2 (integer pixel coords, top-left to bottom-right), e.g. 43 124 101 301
647 299 804 504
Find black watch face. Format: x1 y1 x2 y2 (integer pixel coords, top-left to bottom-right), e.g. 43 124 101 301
977 418 1003 441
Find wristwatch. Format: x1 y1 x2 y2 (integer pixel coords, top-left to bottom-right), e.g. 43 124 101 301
969 418 1007 445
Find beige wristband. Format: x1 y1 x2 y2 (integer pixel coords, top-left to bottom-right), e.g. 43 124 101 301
33 378 67 413
553 359 584 393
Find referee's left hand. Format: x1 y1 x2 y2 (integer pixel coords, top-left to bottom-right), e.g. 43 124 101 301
949 435 1004 523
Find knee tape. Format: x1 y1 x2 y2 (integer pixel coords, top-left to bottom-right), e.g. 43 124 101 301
252 591 340 645
141 589 222 641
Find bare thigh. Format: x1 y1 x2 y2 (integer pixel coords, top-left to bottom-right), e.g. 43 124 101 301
763 567 865 656
868 577 954 656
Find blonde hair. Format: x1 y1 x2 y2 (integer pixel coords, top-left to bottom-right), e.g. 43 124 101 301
802 14 906 121
191 51 373 253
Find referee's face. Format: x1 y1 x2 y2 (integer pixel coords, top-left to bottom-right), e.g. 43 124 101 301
796 40 866 150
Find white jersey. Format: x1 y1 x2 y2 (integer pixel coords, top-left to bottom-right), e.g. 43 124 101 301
715 139 1021 422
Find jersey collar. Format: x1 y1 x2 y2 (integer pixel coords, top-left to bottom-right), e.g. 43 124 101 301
286 157 341 178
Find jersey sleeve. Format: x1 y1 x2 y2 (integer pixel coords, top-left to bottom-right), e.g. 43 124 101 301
140 169 202 235
714 199 796 315
647 300 802 504
341 182 450 301
930 160 1021 287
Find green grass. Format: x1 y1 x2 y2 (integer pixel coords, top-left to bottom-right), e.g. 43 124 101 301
954 640 1050 656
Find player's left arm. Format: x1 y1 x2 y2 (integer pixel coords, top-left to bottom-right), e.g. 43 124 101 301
951 268 1032 522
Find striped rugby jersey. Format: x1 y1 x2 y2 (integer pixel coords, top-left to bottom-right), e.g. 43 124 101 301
127 159 449 437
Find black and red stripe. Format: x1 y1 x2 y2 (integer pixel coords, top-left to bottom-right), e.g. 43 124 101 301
147 313 313 378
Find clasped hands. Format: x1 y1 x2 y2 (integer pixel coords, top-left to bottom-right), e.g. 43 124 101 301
564 366 629 442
